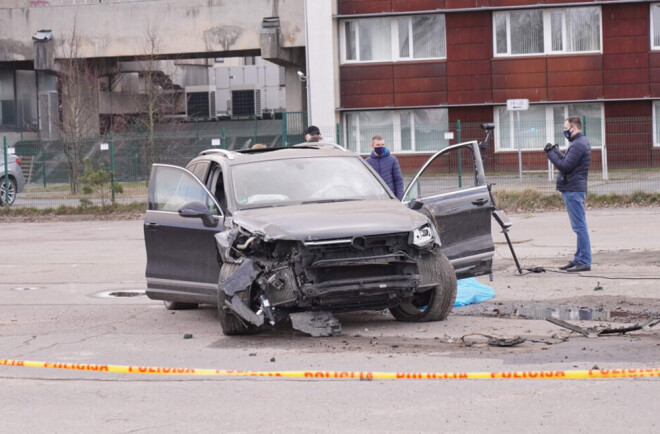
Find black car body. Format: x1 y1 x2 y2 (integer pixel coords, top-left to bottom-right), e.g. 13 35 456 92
144 142 498 336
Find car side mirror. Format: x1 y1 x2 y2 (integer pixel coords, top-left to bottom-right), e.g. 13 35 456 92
178 201 218 227
408 199 424 211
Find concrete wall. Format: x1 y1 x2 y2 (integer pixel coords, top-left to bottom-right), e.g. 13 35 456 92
0 0 305 62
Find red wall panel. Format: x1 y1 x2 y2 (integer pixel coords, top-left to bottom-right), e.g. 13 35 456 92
338 0 391 15
392 0 445 12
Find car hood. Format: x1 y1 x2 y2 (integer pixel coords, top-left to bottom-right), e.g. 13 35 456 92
232 199 429 241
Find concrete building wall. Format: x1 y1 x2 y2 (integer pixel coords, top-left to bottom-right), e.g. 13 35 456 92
0 0 305 61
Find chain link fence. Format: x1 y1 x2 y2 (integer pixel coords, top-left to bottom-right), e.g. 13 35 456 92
2 115 659 209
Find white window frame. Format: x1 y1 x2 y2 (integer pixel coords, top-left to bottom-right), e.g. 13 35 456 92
493 103 605 152
343 109 449 154
653 101 660 147
340 15 446 64
493 7 602 57
651 4 660 50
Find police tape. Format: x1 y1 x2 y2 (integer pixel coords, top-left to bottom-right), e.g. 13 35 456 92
2 360 659 380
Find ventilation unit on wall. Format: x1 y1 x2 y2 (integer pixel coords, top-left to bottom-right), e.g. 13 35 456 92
185 85 216 120
230 86 262 119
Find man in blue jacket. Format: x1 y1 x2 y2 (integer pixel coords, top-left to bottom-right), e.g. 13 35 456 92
365 135 404 200
544 116 592 272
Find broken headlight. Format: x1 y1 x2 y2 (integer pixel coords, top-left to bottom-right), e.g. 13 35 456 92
411 224 434 248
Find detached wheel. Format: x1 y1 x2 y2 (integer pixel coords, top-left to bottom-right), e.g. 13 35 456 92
217 263 259 336
390 251 457 322
163 300 198 310
0 177 17 206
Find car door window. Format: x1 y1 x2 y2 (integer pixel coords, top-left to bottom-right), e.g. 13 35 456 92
404 145 480 202
151 165 220 215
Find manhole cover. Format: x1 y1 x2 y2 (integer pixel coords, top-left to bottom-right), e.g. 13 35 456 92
96 289 147 298
13 286 43 291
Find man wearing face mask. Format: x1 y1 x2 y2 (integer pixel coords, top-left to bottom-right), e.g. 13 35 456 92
544 116 592 272
365 135 404 200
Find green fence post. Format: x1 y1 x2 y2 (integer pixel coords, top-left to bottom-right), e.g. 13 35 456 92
42 145 47 188
2 136 8 205
336 123 341 146
282 112 288 147
456 120 462 188
221 127 226 149
195 119 199 141
253 115 258 146
582 115 587 136
110 131 116 204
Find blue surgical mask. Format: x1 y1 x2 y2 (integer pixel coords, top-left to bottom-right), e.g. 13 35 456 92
374 147 385 156
563 129 572 141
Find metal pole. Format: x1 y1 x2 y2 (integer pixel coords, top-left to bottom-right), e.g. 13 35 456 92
456 120 462 188
336 122 341 146
110 131 116 204
221 127 226 149
253 115 258 147
517 111 523 182
42 146 47 188
2 136 8 205
282 113 288 147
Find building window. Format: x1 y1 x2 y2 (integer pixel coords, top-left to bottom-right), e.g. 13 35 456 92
493 7 601 56
341 15 446 63
653 101 660 147
0 70 15 128
652 4 660 49
344 109 449 154
494 103 604 152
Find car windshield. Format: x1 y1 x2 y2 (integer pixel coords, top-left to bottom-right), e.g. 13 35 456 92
231 156 391 209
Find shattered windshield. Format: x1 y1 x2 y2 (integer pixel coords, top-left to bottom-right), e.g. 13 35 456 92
231 156 391 209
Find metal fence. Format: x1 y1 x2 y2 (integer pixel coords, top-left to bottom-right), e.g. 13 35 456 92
2 116 659 209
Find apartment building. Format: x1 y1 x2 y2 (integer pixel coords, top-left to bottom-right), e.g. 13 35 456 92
335 0 660 170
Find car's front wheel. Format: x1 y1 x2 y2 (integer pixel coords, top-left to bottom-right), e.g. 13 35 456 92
390 251 457 322
0 177 17 206
217 263 260 336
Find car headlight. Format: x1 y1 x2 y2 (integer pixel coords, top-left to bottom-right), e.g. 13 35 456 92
411 224 435 248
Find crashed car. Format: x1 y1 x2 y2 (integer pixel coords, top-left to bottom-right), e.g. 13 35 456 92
144 141 498 336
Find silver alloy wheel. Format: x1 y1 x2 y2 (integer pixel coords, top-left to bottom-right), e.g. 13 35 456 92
0 178 16 205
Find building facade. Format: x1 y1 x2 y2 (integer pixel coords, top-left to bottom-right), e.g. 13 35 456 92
334 0 660 171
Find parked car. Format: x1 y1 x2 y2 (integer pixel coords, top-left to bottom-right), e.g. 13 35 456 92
0 152 25 206
143 141 499 336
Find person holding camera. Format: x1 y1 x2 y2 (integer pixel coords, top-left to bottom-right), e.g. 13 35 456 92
544 116 592 272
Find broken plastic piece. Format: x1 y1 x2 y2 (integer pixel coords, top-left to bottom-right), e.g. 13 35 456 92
290 311 342 337
219 259 260 296
225 295 264 327
461 333 526 347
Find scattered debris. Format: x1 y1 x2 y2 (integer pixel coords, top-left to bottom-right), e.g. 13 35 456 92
461 333 526 347
594 282 603 291
290 311 342 337
270 357 276 362
183 334 193 339
546 316 660 338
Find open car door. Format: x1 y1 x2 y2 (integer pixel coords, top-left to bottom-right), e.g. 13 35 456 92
403 141 494 279
144 164 224 305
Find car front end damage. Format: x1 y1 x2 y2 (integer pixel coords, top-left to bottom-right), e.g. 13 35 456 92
215 222 443 336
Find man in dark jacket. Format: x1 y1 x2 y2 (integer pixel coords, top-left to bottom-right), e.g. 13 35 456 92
544 116 592 272
365 135 404 200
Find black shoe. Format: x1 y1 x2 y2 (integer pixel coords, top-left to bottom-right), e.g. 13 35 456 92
567 263 591 272
559 261 575 270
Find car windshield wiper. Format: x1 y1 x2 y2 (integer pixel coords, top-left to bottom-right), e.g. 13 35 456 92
301 198 362 205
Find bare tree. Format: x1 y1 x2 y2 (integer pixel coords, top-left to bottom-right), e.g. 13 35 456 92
136 24 183 172
56 22 99 194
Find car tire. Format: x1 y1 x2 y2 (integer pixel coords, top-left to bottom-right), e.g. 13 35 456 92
217 263 260 336
163 300 198 310
389 251 457 322
0 177 17 206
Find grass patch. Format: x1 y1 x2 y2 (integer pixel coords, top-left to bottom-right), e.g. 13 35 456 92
0 202 146 217
493 189 660 212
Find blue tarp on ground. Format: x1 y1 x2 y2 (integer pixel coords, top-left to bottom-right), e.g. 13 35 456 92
454 278 495 307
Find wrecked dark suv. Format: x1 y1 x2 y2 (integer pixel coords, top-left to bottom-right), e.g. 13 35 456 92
144 142 497 336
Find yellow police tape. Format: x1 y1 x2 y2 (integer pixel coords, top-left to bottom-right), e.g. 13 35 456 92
2 360 659 380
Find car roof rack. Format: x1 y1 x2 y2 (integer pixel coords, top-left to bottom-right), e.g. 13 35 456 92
198 149 235 160
292 142 348 152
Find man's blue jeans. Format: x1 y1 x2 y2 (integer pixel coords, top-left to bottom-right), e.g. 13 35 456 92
562 191 591 266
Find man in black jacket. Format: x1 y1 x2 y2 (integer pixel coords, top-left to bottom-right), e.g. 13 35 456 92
544 116 592 272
